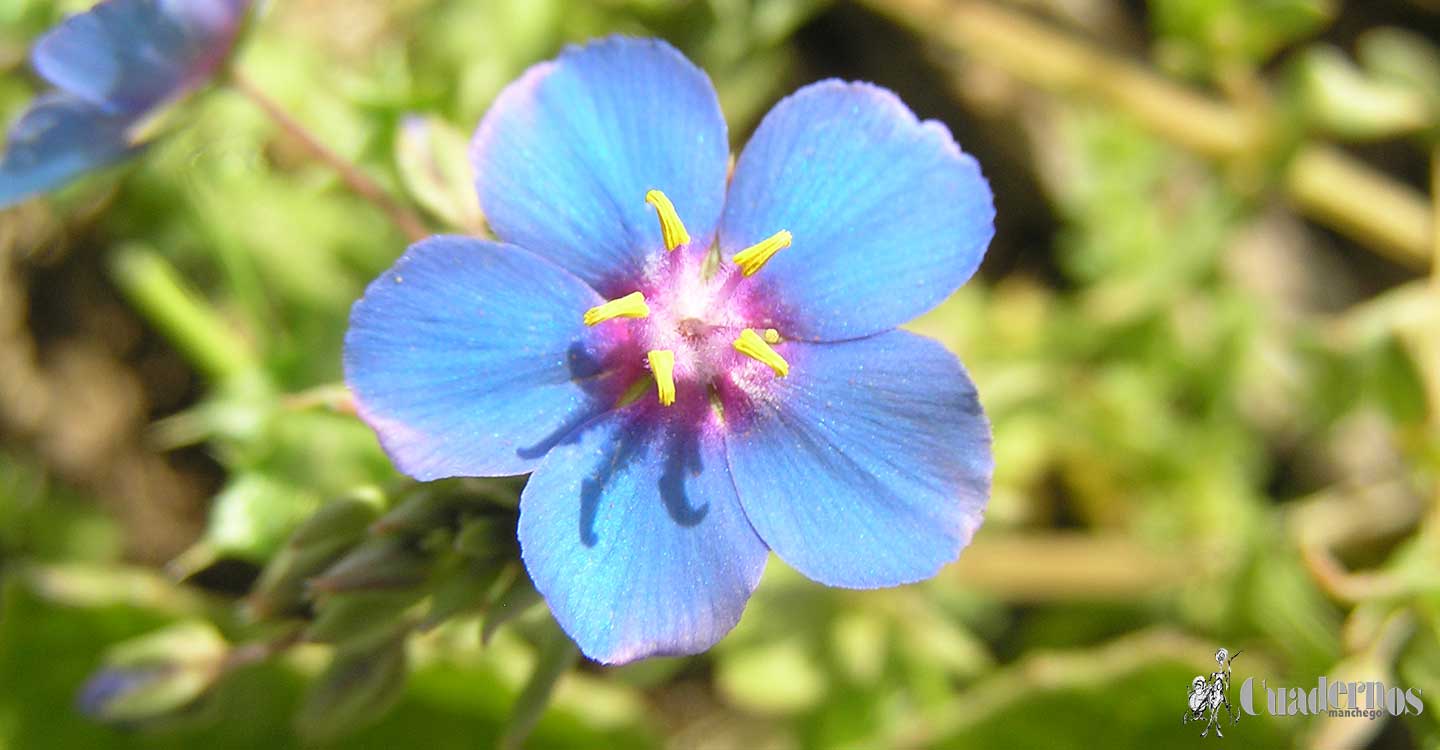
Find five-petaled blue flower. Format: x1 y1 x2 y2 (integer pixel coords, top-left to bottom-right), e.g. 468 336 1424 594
345 37 996 664
0 0 251 208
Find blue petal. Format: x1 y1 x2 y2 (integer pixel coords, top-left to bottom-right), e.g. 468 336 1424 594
344 236 636 480
32 0 248 116
470 36 729 297
719 81 995 342
724 331 991 587
0 93 138 208
519 399 768 664
77 666 168 718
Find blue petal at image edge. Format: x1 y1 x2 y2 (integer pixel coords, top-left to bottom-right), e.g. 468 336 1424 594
344 236 629 479
470 36 730 297
0 93 138 209
725 330 991 588
32 0 248 116
720 80 995 342
519 399 768 664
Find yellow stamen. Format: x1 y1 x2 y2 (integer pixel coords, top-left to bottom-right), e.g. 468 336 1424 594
583 291 649 326
733 328 789 377
647 349 677 406
732 230 792 276
645 190 690 251
763 328 781 344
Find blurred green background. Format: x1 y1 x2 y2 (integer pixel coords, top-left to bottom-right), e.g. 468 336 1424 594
3 0 1440 747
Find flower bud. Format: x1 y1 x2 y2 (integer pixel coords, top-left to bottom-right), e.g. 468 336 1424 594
395 115 484 234
308 537 431 594
370 479 522 537
452 513 517 561
296 636 409 743
306 590 420 651
291 492 384 547
369 488 470 537
77 622 227 724
420 558 506 630
248 496 381 620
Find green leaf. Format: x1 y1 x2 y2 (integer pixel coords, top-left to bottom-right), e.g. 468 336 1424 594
1358 28 1440 140
182 473 322 569
717 636 827 714
1297 46 1432 139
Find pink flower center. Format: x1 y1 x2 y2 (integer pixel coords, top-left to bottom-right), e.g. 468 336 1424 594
581 190 792 409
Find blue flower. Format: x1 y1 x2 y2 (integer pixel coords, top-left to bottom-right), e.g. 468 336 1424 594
345 37 995 664
0 0 251 208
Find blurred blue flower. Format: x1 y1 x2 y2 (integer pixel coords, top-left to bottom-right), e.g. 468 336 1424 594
77 666 169 719
345 37 996 664
0 0 251 207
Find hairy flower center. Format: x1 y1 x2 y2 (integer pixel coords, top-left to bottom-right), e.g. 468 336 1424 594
581 189 792 407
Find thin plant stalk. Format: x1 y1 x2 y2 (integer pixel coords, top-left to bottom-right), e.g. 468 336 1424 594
230 71 429 243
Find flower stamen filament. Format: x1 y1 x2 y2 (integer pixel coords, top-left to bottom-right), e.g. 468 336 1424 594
647 349 677 406
645 190 690 251
732 230 792 276
733 328 789 377
583 291 650 326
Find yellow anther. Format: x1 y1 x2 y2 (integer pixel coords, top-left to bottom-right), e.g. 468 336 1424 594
763 328 781 344
733 329 789 378
647 349 677 406
583 291 649 326
732 230 792 277
645 190 690 251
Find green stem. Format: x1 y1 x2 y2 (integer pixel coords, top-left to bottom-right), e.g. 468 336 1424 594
109 244 255 381
1285 145 1432 270
230 71 429 243
500 620 581 750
